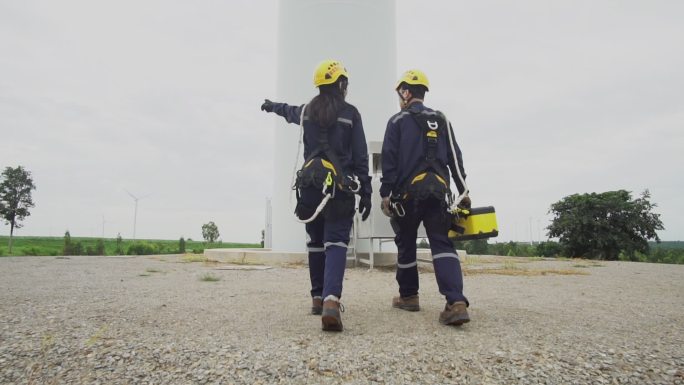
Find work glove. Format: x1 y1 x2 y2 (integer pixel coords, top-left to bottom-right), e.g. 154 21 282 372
381 196 393 217
359 195 372 221
261 99 274 112
458 195 471 209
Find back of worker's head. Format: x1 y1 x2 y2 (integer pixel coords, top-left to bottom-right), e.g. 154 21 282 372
309 60 349 127
396 69 429 108
397 83 427 100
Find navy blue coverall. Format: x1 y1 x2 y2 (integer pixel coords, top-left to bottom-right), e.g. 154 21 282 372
271 101 370 301
380 102 469 305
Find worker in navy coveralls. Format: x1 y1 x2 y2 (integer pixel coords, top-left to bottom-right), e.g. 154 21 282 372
380 69 471 326
261 60 371 331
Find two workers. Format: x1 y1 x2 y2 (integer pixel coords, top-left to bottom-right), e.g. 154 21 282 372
261 60 470 332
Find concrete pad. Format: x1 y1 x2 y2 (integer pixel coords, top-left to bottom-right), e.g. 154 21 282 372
204 248 307 265
354 251 397 267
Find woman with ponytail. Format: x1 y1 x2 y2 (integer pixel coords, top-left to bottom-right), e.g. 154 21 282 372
261 59 371 332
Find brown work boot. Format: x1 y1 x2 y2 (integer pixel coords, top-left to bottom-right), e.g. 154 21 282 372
311 296 323 315
439 301 470 326
321 297 343 332
392 295 420 312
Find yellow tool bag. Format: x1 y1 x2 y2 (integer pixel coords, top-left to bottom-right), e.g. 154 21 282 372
449 206 499 241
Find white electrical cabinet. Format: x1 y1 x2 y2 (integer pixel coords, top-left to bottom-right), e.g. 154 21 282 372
353 141 426 268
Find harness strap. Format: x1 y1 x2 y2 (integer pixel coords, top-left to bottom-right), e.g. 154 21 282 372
293 106 359 223
396 110 450 197
301 106 358 193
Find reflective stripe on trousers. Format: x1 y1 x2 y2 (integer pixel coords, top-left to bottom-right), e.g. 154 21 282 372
393 198 468 304
302 186 353 299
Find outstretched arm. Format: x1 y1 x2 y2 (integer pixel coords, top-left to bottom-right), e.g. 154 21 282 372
261 99 304 125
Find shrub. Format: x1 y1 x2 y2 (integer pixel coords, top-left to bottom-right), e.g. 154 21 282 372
72 242 83 256
618 250 649 262
95 239 105 255
20 247 48 256
466 239 489 255
199 273 220 282
486 241 536 257
648 248 684 264
127 241 159 255
535 241 563 258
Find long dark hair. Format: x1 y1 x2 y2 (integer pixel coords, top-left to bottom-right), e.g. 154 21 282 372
307 76 348 128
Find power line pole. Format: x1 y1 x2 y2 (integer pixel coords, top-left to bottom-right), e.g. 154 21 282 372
537 219 541 243
529 217 533 244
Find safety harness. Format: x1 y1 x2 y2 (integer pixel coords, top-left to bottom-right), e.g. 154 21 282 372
293 105 360 223
388 109 470 218
390 110 452 214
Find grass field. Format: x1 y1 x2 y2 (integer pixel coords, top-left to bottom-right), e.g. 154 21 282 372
0 235 260 257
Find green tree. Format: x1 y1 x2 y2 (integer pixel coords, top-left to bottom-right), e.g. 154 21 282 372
0 166 37 254
63 230 73 255
417 238 429 248
548 190 664 260
202 221 220 243
115 233 124 255
466 239 489 255
179 237 186 253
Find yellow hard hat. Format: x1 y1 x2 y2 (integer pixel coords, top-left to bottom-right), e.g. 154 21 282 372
313 60 349 87
396 69 430 91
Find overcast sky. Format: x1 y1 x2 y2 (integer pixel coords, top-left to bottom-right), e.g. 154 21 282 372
1 0 682 243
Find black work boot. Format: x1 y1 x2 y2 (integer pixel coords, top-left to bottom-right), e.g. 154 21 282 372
439 301 470 326
392 295 420 312
321 297 343 332
311 296 323 315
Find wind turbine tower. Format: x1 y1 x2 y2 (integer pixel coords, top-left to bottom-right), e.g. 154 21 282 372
125 190 147 240
271 0 397 252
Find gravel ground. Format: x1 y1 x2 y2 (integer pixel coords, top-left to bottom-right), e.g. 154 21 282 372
1 254 683 385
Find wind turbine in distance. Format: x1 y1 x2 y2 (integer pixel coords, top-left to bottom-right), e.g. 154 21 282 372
101 215 107 238
124 189 149 240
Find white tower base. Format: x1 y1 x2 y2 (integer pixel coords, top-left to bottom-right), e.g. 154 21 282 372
271 0 397 252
